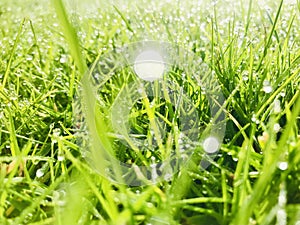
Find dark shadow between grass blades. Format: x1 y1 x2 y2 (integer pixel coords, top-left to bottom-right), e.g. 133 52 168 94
74 41 226 186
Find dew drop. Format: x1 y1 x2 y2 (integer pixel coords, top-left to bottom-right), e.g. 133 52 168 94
10 96 17 101
36 169 44 178
278 162 288 171
59 55 67 64
242 71 249 81
273 123 281 133
26 55 33 61
178 138 183 145
251 114 260 124
274 99 281 114
279 92 286 97
263 85 272 93
262 80 272 93
58 155 65 161
53 128 61 137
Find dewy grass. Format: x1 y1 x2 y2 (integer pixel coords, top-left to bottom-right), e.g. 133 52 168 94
0 0 300 224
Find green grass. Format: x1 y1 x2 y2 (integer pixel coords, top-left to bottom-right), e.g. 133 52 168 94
0 0 300 224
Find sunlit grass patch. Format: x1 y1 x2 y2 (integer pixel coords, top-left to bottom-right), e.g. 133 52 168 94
0 0 299 224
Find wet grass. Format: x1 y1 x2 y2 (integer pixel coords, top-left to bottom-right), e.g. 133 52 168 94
0 0 300 224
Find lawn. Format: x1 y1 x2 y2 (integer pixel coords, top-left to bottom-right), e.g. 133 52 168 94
0 0 300 224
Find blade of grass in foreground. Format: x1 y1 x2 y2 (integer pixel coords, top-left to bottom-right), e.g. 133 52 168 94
51 0 110 162
51 0 86 75
51 0 125 223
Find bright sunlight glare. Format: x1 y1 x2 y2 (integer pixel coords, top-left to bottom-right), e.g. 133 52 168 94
133 50 165 81
203 136 220 154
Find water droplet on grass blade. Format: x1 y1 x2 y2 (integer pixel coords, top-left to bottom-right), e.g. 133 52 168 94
59 55 67 64
36 169 44 178
279 92 286 97
263 85 272 93
262 80 272 93
251 114 260 124
242 70 249 81
26 55 33 61
274 99 282 114
278 162 288 171
273 123 281 133
58 155 65 161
